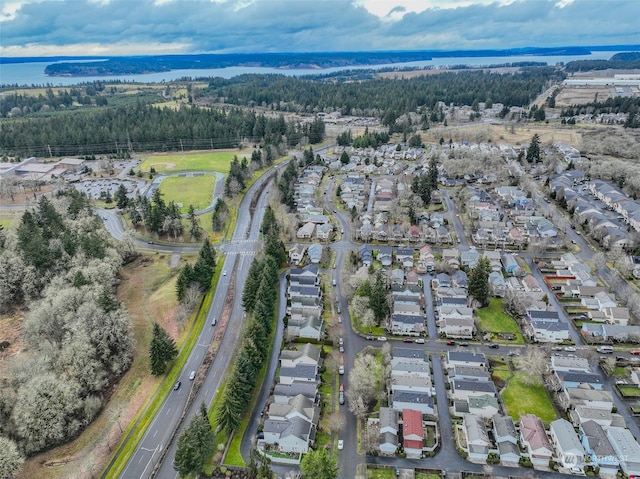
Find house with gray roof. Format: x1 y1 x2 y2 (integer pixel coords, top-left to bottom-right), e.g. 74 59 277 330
273 382 318 405
549 418 586 473
286 315 323 341
390 390 434 415
279 343 321 369
267 394 320 424
562 384 613 411
447 351 486 367
450 380 497 401
449 365 491 383
379 407 399 455
555 370 603 390
578 420 619 476
263 416 315 454
279 364 318 385
606 427 640 478
307 243 323 264
462 414 491 462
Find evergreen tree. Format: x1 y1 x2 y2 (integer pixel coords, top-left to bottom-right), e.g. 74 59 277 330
340 150 350 165
115 183 129 209
188 205 202 240
173 402 213 477
427 156 439 191
149 322 178 375
369 271 389 325
468 256 491 307
300 447 338 479
176 263 194 302
526 134 541 164
242 259 264 313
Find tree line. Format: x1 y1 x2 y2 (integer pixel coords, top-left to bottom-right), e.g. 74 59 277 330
560 95 640 128
202 68 563 117
0 103 325 158
0 191 133 470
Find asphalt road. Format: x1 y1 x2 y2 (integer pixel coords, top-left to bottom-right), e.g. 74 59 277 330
116 160 286 479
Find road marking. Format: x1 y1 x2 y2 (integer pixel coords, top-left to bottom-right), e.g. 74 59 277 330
165 407 171 415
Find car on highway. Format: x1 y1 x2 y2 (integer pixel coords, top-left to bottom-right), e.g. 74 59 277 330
377 336 387 342
415 338 425 344
631 350 640 355
173 380 181 390
211 318 217 326
223 270 227 276
189 370 196 380
337 439 344 450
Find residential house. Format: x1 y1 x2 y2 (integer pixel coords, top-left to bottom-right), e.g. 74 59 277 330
315 223 333 240
520 414 554 468
377 247 393 267
551 355 591 373
450 380 497 401
606 427 640 478
307 243 323 264
379 407 399 455
447 351 487 368
549 418 586 473
287 315 323 341
289 244 306 265
488 271 507 297
279 363 318 385
359 245 373 266
578 420 620 476
449 365 491 383
263 416 315 454
570 406 623 428
390 314 425 336
419 245 435 272
493 414 521 465
406 271 420 287
451 270 468 289
555 370 603 390
279 343 321 369
267 394 320 425
391 391 434 415
463 414 491 462
296 222 315 239
466 395 500 419
396 247 415 269
562 384 613 411
402 409 424 458
461 248 480 268
272 382 318 405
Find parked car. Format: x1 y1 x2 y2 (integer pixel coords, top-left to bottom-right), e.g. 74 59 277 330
564 346 577 352
446 340 456 346
403 337 413 343
337 439 344 450
630 350 640 355
366 335 374 340
489 343 499 349
459 342 469 347
339 345 344 353
415 338 425 344
377 336 388 342
339 384 345 404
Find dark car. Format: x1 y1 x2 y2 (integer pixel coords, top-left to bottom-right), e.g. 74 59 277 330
403 337 413 343
173 380 181 391
489 343 499 349
459 342 469 347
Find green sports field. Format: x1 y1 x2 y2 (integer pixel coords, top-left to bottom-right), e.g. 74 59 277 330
139 150 251 174
158 175 215 213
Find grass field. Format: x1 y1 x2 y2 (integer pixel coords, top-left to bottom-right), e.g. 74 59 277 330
619 386 640 397
502 372 557 422
158 175 215 213
139 150 251 174
476 298 524 343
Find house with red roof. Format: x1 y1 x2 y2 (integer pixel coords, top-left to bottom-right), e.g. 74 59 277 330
402 409 424 458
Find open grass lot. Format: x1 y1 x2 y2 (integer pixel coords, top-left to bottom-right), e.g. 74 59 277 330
158 174 215 212
502 372 557 422
476 298 524 343
139 150 251 174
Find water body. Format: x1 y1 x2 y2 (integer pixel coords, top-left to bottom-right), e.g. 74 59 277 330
0 51 620 87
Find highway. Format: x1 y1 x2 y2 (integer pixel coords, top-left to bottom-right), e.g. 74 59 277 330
114 160 286 479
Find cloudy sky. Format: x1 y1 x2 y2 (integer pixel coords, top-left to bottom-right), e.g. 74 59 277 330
1 0 639 57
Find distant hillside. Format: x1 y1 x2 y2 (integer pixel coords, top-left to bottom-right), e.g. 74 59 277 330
565 51 640 72
42 47 592 77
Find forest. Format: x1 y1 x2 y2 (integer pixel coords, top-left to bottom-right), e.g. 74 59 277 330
202 67 564 116
0 191 133 474
0 103 325 157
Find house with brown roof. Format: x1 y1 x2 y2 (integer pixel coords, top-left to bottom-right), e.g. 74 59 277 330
519 414 553 468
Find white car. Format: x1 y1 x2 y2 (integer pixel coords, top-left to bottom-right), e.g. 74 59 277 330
564 346 577 352
337 439 344 450
189 370 196 380
377 336 388 342
223 270 227 276
414 338 425 344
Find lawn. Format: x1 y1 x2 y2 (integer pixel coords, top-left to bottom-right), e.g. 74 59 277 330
476 298 524 343
158 174 216 213
618 386 640 398
139 150 251 174
502 372 557 422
